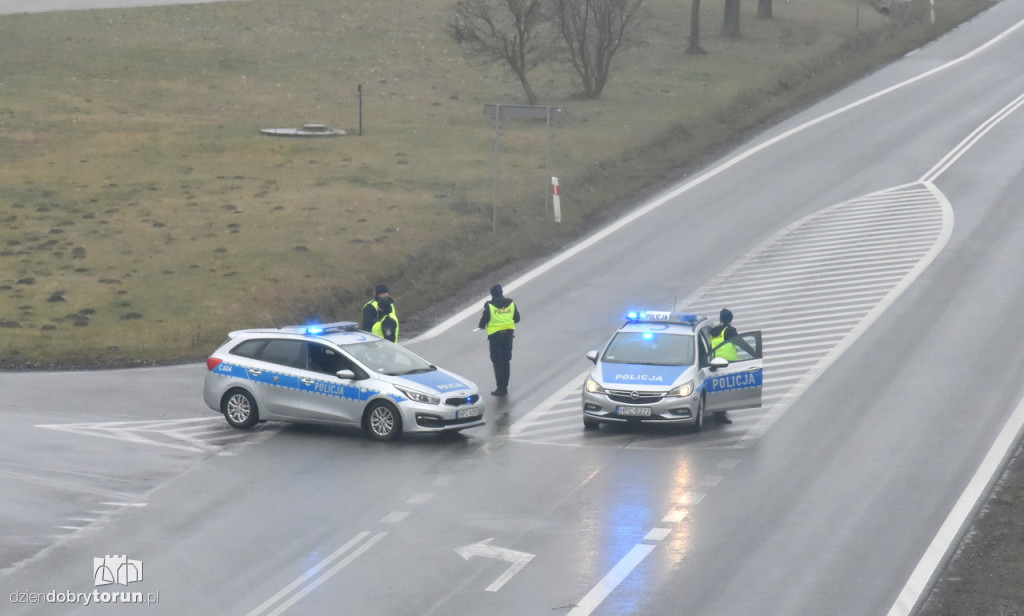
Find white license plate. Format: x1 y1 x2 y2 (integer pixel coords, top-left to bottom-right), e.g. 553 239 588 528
616 406 652 417
456 406 482 419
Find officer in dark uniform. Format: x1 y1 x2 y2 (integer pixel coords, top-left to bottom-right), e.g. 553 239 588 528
478 284 520 396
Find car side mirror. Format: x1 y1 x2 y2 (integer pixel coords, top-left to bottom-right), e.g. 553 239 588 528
586 350 599 364
709 357 729 371
336 369 356 380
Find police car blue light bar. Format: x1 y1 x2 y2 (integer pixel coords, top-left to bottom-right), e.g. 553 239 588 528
285 321 360 335
625 311 702 325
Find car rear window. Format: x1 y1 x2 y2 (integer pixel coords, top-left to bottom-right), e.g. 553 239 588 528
230 338 306 370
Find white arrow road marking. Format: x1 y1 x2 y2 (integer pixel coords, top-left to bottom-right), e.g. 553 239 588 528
456 538 535 592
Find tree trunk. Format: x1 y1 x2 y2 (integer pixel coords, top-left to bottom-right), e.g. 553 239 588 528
723 0 740 38
516 70 539 105
687 0 705 54
757 0 773 19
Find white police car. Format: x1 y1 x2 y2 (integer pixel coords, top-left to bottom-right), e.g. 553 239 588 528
582 311 762 431
203 322 484 441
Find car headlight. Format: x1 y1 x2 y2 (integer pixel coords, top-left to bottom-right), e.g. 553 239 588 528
394 385 440 405
668 381 694 397
585 376 606 395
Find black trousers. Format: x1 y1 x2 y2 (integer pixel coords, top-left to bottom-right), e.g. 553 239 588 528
488 331 514 392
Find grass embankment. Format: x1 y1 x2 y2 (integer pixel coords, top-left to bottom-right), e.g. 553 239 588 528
0 0 993 367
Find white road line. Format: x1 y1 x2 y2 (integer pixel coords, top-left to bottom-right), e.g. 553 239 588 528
662 509 689 524
0 469 139 499
567 544 658 616
644 528 672 541
887 392 1024 616
246 531 387 616
508 370 589 438
921 90 1024 182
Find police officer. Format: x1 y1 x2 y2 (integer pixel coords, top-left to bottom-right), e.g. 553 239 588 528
371 297 398 342
362 284 396 333
478 284 520 396
709 308 740 364
708 308 752 424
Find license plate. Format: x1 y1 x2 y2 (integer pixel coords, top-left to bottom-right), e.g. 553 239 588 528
616 406 652 417
456 406 482 419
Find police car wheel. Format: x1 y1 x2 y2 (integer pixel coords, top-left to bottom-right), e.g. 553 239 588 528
691 395 705 433
223 389 259 430
583 417 600 430
364 400 402 442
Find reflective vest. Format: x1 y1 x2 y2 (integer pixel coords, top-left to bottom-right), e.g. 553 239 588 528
371 312 398 342
710 326 739 361
365 299 397 319
486 301 516 336
367 300 398 341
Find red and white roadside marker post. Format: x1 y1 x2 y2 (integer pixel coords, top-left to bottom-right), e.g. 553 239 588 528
551 177 562 223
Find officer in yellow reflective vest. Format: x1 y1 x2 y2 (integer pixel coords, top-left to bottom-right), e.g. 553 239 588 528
709 308 740 362
362 284 395 333
709 308 739 424
371 297 398 342
708 308 756 424
478 284 521 397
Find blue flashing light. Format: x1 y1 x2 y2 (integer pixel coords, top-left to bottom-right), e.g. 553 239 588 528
642 332 654 340
624 310 703 326
677 312 699 324
285 321 359 336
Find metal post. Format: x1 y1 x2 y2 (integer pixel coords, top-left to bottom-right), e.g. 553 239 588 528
544 107 552 215
491 105 501 235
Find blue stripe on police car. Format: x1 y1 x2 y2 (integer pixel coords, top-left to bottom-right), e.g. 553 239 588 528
704 369 763 393
213 362 395 402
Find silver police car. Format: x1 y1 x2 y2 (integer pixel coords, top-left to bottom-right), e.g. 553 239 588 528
203 322 484 441
582 311 763 431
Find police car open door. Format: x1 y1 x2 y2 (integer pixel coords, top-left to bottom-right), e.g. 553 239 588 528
704 331 763 413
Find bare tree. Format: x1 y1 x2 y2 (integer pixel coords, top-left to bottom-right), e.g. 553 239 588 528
723 0 740 38
556 0 645 98
449 0 551 105
687 0 705 55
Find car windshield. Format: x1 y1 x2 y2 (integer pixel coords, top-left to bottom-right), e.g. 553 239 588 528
343 339 436 376
601 332 695 366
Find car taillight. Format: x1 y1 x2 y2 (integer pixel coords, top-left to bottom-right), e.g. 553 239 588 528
206 357 222 371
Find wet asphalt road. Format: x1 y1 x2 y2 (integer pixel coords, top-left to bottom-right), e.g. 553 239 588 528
3 1 1024 615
